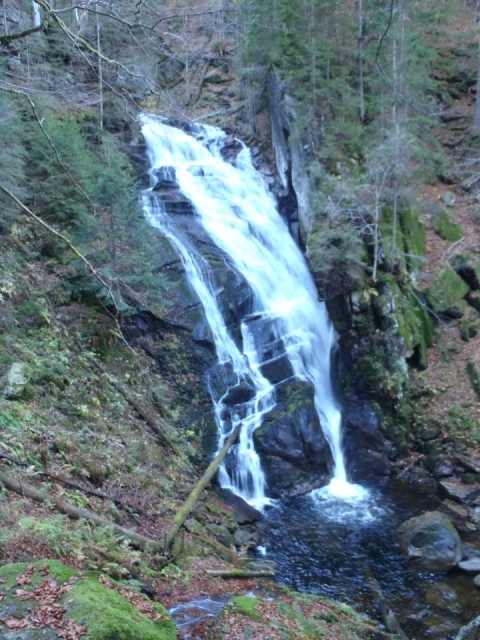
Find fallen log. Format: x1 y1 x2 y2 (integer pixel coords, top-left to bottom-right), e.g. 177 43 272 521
164 423 242 552
0 469 162 552
192 569 275 579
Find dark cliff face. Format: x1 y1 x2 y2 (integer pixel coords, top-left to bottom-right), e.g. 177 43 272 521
139 142 335 496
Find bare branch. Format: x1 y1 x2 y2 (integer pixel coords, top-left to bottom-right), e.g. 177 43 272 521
0 182 111 296
0 22 46 42
33 0 151 83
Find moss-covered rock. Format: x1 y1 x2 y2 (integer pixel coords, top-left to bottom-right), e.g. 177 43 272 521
208 589 394 640
467 360 480 399
230 595 262 621
0 362 30 399
253 380 333 495
425 266 469 314
452 252 480 290
0 560 176 640
400 199 426 269
431 205 464 242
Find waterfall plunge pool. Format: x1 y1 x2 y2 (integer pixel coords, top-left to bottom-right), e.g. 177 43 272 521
257 479 480 639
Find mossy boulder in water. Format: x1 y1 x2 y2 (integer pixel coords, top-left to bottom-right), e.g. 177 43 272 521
0 560 176 640
397 511 463 572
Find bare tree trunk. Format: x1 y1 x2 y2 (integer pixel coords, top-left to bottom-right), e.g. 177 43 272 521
3 0 9 34
358 0 364 122
391 122 401 272
373 198 380 283
96 5 104 139
475 36 480 130
165 423 241 551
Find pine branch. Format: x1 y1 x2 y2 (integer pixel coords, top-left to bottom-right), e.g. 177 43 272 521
0 183 111 298
1 86 97 212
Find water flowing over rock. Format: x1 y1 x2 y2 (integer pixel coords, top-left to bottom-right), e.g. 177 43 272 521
397 511 463 572
140 115 351 504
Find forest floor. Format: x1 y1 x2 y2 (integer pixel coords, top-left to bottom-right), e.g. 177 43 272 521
409 85 480 456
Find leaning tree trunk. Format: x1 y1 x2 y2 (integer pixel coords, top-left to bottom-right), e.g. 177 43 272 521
164 423 241 552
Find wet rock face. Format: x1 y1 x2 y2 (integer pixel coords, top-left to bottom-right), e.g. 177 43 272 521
243 315 294 385
253 380 333 496
397 511 464 572
342 400 391 481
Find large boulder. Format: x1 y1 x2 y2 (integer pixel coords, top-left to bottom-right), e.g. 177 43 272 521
1 362 29 399
425 266 469 316
253 380 333 496
397 510 463 572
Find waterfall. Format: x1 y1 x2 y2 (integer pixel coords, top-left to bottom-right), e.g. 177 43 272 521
140 115 362 505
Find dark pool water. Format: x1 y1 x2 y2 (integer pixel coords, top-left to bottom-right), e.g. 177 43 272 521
258 480 480 639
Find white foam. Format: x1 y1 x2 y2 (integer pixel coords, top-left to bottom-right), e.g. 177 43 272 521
309 483 387 524
325 477 370 500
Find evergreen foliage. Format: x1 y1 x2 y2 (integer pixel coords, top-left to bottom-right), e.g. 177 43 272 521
242 0 456 283
0 92 27 232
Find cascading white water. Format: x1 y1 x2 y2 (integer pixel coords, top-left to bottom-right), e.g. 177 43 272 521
140 114 364 503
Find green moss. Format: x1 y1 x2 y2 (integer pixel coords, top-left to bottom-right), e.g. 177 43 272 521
432 206 464 242
0 560 77 588
379 210 407 275
231 596 262 622
400 200 426 269
0 561 176 640
467 359 480 399
426 266 470 314
68 576 176 640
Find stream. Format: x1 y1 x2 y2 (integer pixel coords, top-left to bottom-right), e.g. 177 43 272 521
140 116 480 639
258 479 480 639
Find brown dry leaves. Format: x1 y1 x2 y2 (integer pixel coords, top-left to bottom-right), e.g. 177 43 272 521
414 180 480 440
0 565 87 640
206 593 385 640
98 574 168 622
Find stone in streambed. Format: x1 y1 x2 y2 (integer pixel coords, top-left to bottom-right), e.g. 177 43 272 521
455 616 480 640
397 510 463 572
458 558 480 573
439 479 480 505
